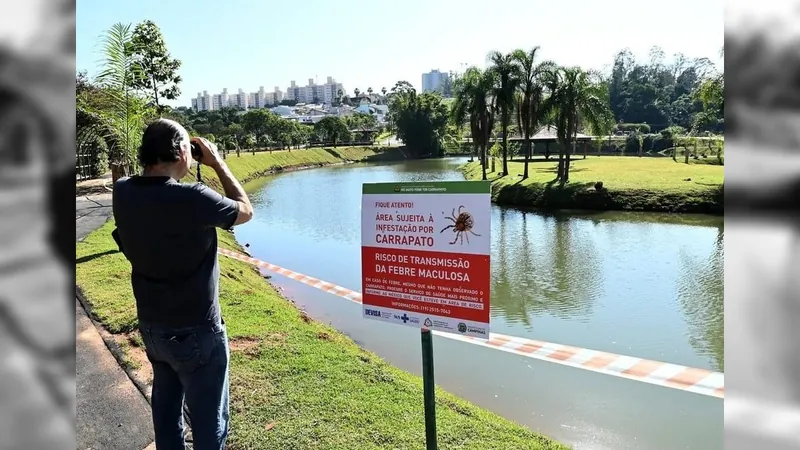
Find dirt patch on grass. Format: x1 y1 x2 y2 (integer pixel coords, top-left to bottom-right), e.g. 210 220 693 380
111 333 153 395
229 336 262 356
316 332 331 341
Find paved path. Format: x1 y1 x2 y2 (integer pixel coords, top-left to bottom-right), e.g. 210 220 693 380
76 193 113 241
76 191 156 450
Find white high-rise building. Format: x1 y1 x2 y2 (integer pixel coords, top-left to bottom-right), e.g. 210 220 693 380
227 88 248 109
251 86 267 109
264 86 284 106
192 90 213 111
211 88 230 110
191 79 336 111
422 69 450 95
285 76 344 104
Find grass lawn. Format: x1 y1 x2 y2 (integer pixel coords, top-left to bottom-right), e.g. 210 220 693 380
77 151 568 448
463 156 724 214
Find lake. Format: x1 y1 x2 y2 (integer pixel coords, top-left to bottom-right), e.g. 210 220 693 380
235 157 724 449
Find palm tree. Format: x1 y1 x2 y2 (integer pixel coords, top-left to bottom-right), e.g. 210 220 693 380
367 87 373 99
488 50 521 177
244 134 257 153
381 87 387 104
354 88 361 98
548 67 613 182
452 67 497 180
512 47 556 179
95 22 146 182
337 88 343 105
257 133 269 151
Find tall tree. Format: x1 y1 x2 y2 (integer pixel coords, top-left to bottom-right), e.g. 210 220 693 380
548 67 614 182
452 68 497 180
512 47 555 179
387 81 449 158
488 51 521 176
95 22 147 181
241 109 278 146
314 116 350 147
128 20 182 112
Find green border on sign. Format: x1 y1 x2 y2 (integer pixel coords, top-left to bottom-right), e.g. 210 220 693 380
362 181 491 195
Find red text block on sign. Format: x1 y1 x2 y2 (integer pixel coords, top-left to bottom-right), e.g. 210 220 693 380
361 246 490 324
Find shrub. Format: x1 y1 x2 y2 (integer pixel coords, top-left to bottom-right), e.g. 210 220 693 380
616 123 651 133
625 132 641 154
80 134 109 178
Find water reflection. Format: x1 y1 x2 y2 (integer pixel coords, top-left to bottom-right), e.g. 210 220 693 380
677 225 725 371
491 210 604 327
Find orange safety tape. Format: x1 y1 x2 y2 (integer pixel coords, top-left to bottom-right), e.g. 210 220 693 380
218 248 724 399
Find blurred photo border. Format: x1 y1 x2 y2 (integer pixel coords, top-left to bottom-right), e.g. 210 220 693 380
724 0 800 448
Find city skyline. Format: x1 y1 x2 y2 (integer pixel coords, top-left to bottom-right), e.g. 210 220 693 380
191 76 352 111
76 0 724 107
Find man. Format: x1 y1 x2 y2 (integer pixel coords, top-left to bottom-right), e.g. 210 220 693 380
112 118 253 450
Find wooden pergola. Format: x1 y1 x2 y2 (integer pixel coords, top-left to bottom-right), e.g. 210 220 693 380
507 125 594 159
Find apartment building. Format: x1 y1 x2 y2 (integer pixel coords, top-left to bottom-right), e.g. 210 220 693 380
284 76 344 104
192 90 212 111
264 86 284 106
191 79 337 111
422 69 451 96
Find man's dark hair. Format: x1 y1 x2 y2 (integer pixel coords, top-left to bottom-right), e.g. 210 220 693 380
138 118 186 167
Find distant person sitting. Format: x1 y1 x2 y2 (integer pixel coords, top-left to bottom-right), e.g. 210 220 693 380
112 119 253 450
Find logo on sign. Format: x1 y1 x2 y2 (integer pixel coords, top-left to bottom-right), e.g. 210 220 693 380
394 185 401 192
424 318 433 327
467 326 487 336
365 308 382 317
457 322 467 333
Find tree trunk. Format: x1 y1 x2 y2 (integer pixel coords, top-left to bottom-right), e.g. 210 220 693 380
522 135 530 179
583 141 587 159
564 145 571 182
110 163 126 183
556 147 564 180
685 141 693 164
545 142 551 160
481 144 487 180
501 119 508 176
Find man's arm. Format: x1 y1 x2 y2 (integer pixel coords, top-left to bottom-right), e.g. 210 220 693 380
211 160 253 226
193 137 254 226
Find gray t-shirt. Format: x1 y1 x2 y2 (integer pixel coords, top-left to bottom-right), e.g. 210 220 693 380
112 176 239 328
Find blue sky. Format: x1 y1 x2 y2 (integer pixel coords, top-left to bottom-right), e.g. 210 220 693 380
77 0 724 108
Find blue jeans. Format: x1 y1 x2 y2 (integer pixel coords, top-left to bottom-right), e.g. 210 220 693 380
139 320 230 450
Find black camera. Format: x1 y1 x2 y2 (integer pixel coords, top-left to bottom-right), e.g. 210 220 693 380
190 141 202 161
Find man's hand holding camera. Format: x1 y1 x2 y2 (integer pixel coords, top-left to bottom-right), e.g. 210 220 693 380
190 137 224 169
189 136 254 225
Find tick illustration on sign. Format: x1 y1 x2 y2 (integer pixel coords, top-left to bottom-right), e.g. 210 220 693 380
440 205 480 245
